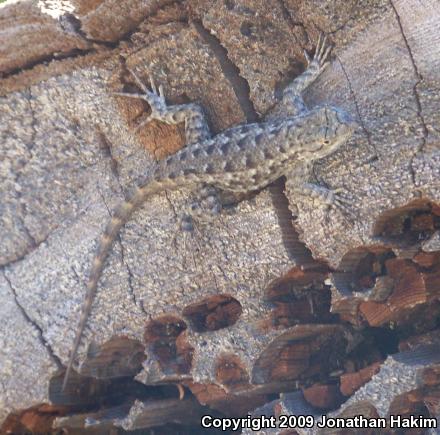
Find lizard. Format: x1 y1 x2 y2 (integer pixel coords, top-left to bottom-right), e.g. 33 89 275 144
62 34 357 390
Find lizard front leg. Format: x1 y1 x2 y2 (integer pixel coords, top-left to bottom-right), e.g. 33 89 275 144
285 162 353 217
288 182 352 214
271 33 332 118
115 70 211 145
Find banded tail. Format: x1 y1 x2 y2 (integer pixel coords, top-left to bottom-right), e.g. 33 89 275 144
62 179 175 390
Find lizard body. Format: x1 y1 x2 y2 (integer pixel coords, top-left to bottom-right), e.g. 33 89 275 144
62 35 357 390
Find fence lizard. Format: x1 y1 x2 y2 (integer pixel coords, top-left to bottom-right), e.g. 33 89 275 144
62 34 357 390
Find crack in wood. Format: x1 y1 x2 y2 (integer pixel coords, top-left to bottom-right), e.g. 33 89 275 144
0 0 181 80
0 226 53 268
192 19 321 265
0 48 97 80
2 270 63 369
336 55 377 160
268 178 313 264
192 19 259 123
96 127 121 181
389 0 429 186
275 0 309 45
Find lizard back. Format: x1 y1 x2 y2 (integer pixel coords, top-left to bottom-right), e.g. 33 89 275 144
158 105 354 192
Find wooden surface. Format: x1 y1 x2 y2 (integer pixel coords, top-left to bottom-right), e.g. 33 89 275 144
0 0 439 431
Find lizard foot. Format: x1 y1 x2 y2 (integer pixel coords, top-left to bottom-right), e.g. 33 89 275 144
114 69 212 144
321 187 355 219
320 187 357 222
292 182 356 221
114 69 169 130
304 32 332 74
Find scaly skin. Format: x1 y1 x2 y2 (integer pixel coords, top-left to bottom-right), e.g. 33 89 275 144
62 34 357 390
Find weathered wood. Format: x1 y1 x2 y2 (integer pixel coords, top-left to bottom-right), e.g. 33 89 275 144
0 0 439 432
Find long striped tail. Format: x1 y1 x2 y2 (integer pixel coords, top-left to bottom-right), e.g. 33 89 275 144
62 179 173 391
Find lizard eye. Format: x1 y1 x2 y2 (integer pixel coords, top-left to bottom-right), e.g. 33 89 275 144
323 140 330 144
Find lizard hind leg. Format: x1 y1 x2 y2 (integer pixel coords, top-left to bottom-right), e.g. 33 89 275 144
114 69 211 145
180 185 222 233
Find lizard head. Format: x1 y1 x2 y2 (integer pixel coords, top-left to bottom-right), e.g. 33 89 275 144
295 106 357 160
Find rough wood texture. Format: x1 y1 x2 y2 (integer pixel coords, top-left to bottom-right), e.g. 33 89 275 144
246 345 440 434
0 0 439 432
